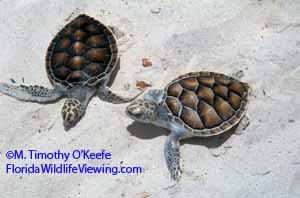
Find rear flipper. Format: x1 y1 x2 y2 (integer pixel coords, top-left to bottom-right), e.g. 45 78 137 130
0 83 64 103
98 86 143 104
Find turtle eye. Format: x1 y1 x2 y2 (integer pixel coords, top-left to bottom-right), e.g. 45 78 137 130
149 105 156 111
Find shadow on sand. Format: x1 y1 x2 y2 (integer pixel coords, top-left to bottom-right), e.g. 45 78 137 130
127 121 238 149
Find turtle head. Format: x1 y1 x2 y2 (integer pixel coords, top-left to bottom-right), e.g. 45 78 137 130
126 99 159 123
126 89 164 123
62 98 84 130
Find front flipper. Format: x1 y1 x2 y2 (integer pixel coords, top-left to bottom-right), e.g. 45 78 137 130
0 83 64 103
164 133 183 181
98 86 143 104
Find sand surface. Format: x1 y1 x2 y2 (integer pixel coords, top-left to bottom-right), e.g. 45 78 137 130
0 0 300 197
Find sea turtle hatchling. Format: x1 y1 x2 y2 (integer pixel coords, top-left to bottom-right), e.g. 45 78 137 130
0 14 141 129
126 71 249 180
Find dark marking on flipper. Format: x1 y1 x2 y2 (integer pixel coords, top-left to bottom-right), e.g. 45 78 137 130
98 86 144 104
0 83 64 103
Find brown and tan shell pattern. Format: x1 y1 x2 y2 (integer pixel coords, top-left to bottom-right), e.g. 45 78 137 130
46 14 118 88
163 71 249 137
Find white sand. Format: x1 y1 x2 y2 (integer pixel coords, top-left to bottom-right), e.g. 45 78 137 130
0 0 300 197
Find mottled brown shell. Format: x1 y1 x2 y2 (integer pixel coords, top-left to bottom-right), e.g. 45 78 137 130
163 71 249 137
46 14 118 88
